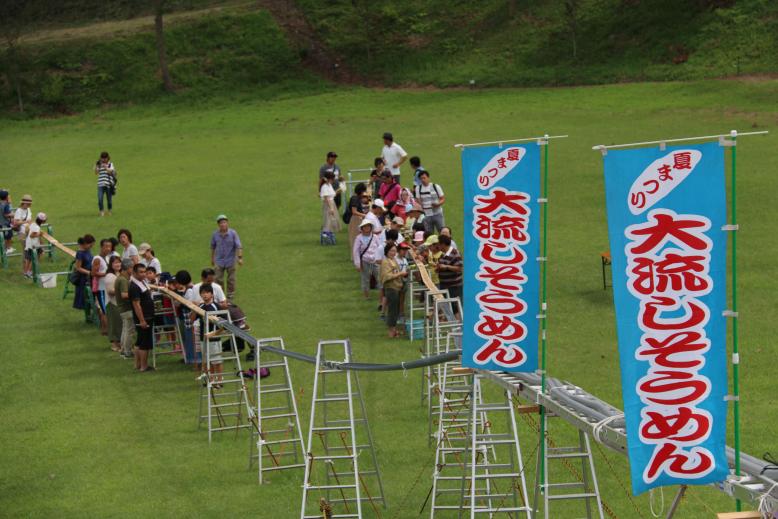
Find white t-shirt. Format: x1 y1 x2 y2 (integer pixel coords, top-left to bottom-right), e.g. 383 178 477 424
24 222 40 250
140 257 161 274
104 273 118 305
320 183 336 199
122 244 139 261
414 183 445 216
381 142 407 177
14 207 31 235
363 212 386 258
94 255 108 291
188 282 226 305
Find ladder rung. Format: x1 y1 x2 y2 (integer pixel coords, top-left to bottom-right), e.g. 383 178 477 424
258 412 296 420
210 424 252 432
261 463 306 471
545 482 586 488
473 473 519 479
547 492 598 500
315 396 349 402
259 361 286 368
312 455 355 460
547 452 590 459
260 438 303 446
312 426 352 432
303 515 359 519
305 484 358 490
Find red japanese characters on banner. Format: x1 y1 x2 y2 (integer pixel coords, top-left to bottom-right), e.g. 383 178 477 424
471 188 532 368
628 150 702 215
625 209 716 483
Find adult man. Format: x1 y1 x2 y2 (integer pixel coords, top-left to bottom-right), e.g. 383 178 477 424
381 132 408 184
409 156 426 186
377 171 402 209
210 215 243 300
436 234 463 304
0 190 14 254
129 263 155 372
414 171 446 234
115 259 136 359
319 151 343 208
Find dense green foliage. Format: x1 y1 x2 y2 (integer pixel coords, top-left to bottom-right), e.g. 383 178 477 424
0 11 315 116
1 79 776 516
299 0 778 85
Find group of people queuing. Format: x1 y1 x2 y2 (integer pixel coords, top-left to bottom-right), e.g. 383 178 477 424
1 189 48 279
318 132 463 338
63 214 246 383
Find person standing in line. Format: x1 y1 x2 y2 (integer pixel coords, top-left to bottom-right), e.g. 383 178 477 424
345 183 370 258
369 158 386 196
381 132 408 185
22 212 46 278
13 194 33 251
210 215 243 300
414 171 446 234
409 156 426 186
319 172 341 239
380 243 408 338
138 243 161 273
1 190 14 254
436 234 464 304
352 221 380 299
318 151 344 208
117 229 140 265
129 263 155 372
115 258 136 359
95 151 116 217
91 238 112 334
104 256 123 353
72 235 95 311
378 171 402 211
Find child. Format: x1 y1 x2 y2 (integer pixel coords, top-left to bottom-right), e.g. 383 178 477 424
23 212 46 278
193 284 223 388
145 265 158 285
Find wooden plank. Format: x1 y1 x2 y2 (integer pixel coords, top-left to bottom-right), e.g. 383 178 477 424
409 251 443 300
716 512 762 519
451 367 473 375
41 231 76 258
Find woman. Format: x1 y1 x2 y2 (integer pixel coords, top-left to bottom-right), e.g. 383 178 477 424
72 234 95 311
104 256 123 352
117 229 140 264
346 183 370 257
138 243 161 273
320 172 341 236
380 243 407 338
391 188 414 221
95 151 116 217
91 238 112 334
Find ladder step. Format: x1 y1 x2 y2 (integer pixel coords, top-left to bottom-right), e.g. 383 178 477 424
311 455 356 460
315 396 349 402
473 473 519 479
261 463 306 471
211 424 252 432
312 426 352 432
259 438 303 446
546 482 586 489
547 452 590 459
305 484 358 490
260 387 292 394
547 492 598 501
258 361 286 368
258 412 296 420
303 514 359 519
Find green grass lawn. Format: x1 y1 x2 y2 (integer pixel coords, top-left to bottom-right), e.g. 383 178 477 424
1 79 777 517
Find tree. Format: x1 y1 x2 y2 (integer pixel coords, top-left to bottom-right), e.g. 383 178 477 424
153 0 174 93
0 0 32 113
565 0 580 60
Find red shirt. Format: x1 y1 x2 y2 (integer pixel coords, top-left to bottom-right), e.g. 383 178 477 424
378 181 402 205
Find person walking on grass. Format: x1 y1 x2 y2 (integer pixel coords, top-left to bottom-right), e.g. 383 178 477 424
320 172 341 239
380 243 407 338
414 171 446 234
410 156 426 186
211 215 243 300
118 229 140 265
95 151 116 217
104 256 123 353
381 132 408 184
115 258 136 360
129 263 155 372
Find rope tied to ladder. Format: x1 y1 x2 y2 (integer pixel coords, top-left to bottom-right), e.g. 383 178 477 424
758 481 778 516
592 413 624 445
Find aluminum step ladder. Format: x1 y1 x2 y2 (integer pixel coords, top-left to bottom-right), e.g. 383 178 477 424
248 337 306 483
406 262 429 341
196 310 253 443
463 374 532 517
426 293 463 446
300 340 386 519
533 413 604 519
151 290 183 368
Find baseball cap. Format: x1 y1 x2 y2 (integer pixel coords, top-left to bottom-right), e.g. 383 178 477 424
413 231 425 243
383 132 393 141
215 214 228 222
398 242 411 249
424 235 439 246
36 212 47 222
360 220 374 228
373 199 386 211
392 216 404 225
138 242 151 254
327 151 338 158
21 194 32 203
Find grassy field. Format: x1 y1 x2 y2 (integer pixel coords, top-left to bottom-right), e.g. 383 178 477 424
1 79 777 517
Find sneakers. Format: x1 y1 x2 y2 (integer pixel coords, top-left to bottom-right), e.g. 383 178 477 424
120 352 134 359
5 247 14 254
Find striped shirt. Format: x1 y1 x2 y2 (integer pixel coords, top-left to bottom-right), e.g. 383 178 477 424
96 161 115 188
437 247 463 289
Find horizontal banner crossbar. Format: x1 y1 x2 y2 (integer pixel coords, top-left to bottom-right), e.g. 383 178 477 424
592 130 768 151
454 134 568 148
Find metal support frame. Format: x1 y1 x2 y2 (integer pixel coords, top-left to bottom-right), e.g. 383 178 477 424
248 337 306 484
150 290 183 368
300 340 386 519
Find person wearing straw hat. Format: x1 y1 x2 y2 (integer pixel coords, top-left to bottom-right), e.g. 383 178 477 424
13 194 33 249
211 214 242 300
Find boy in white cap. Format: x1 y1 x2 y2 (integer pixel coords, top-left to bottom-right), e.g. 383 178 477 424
23 212 46 278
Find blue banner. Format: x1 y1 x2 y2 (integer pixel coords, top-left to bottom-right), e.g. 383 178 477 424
461 144 540 372
603 142 729 495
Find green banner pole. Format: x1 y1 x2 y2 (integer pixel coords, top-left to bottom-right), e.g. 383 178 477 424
539 134 550 492
729 130 742 511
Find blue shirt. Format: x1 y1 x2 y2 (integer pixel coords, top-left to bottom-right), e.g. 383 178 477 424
210 228 242 267
1 202 12 225
413 166 426 186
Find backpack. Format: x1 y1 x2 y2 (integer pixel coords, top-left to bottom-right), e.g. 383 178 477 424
342 200 352 225
414 183 442 201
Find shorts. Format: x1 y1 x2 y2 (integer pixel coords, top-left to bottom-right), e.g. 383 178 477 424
206 341 223 365
135 323 154 350
24 249 39 261
3 228 12 240
94 290 107 313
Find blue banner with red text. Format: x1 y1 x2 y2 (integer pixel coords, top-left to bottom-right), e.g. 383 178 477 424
461 144 540 372
603 142 729 495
